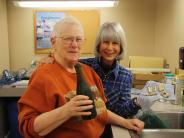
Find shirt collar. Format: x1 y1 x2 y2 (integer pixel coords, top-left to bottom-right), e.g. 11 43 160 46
95 57 120 78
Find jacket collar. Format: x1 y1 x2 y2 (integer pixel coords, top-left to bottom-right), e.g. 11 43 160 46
94 57 119 78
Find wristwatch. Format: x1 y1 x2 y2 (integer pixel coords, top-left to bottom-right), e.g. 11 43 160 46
132 97 141 109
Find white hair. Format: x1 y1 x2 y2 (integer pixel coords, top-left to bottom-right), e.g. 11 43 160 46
94 22 127 60
51 16 84 37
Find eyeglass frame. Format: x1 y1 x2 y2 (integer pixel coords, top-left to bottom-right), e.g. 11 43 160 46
56 36 86 46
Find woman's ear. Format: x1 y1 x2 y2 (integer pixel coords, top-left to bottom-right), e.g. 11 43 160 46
51 37 56 49
51 37 56 45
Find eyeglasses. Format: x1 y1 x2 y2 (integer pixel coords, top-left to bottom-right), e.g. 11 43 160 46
56 36 85 45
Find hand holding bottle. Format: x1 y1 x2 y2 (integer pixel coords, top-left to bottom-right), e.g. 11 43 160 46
63 95 94 118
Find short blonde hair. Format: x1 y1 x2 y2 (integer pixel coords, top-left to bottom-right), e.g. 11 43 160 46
94 22 127 60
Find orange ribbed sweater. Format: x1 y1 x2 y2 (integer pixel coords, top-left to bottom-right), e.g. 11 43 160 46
18 62 108 138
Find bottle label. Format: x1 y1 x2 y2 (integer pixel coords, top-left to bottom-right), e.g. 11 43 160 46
91 86 106 115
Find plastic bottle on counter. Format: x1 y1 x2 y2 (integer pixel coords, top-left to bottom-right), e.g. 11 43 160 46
182 90 184 107
164 73 175 84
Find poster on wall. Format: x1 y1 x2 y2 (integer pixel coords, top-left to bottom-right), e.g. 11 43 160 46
34 11 65 53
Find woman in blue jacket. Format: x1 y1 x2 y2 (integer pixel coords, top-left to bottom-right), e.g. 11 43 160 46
80 22 141 118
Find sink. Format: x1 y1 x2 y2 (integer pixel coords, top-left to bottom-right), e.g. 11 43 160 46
139 111 184 129
141 129 184 138
155 111 184 129
112 111 184 138
139 111 184 138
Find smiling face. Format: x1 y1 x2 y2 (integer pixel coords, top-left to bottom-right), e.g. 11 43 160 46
99 40 121 65
52 23 84 67
94 22 126 64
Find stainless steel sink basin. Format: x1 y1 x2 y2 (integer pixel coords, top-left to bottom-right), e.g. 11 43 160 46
141 129 184 138
112 111 184 138
140 111 184 138
155 111 184 129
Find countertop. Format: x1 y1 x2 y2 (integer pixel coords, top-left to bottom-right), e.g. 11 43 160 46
112 125 131 138
0 87 25 97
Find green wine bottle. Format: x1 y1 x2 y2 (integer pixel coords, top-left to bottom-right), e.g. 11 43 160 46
75 63 97 120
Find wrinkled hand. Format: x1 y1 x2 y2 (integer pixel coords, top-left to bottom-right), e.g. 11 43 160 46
137 95 159 111
124 118 144 133
62 95 93 118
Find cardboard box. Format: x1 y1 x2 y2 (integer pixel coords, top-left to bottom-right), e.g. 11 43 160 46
133 74 164 81
132 73 164 89
133 84 145 89
133 80 147 85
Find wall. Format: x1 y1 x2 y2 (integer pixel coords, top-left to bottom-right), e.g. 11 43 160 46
6 0 156 71
155 0 184 72
7 1 36 71
0 0 10 73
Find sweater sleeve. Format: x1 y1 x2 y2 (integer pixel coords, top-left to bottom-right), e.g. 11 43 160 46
108 72 140 118
18 68 52 138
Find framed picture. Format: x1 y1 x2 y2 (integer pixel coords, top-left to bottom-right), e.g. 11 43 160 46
34 11 65 54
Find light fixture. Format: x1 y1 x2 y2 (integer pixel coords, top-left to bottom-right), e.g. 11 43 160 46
13 0 119 8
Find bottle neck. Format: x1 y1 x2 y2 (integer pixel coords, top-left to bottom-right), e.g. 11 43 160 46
75 63 83 79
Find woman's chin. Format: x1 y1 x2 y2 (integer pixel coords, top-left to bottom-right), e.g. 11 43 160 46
66 54 79 64
68 58 78 65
